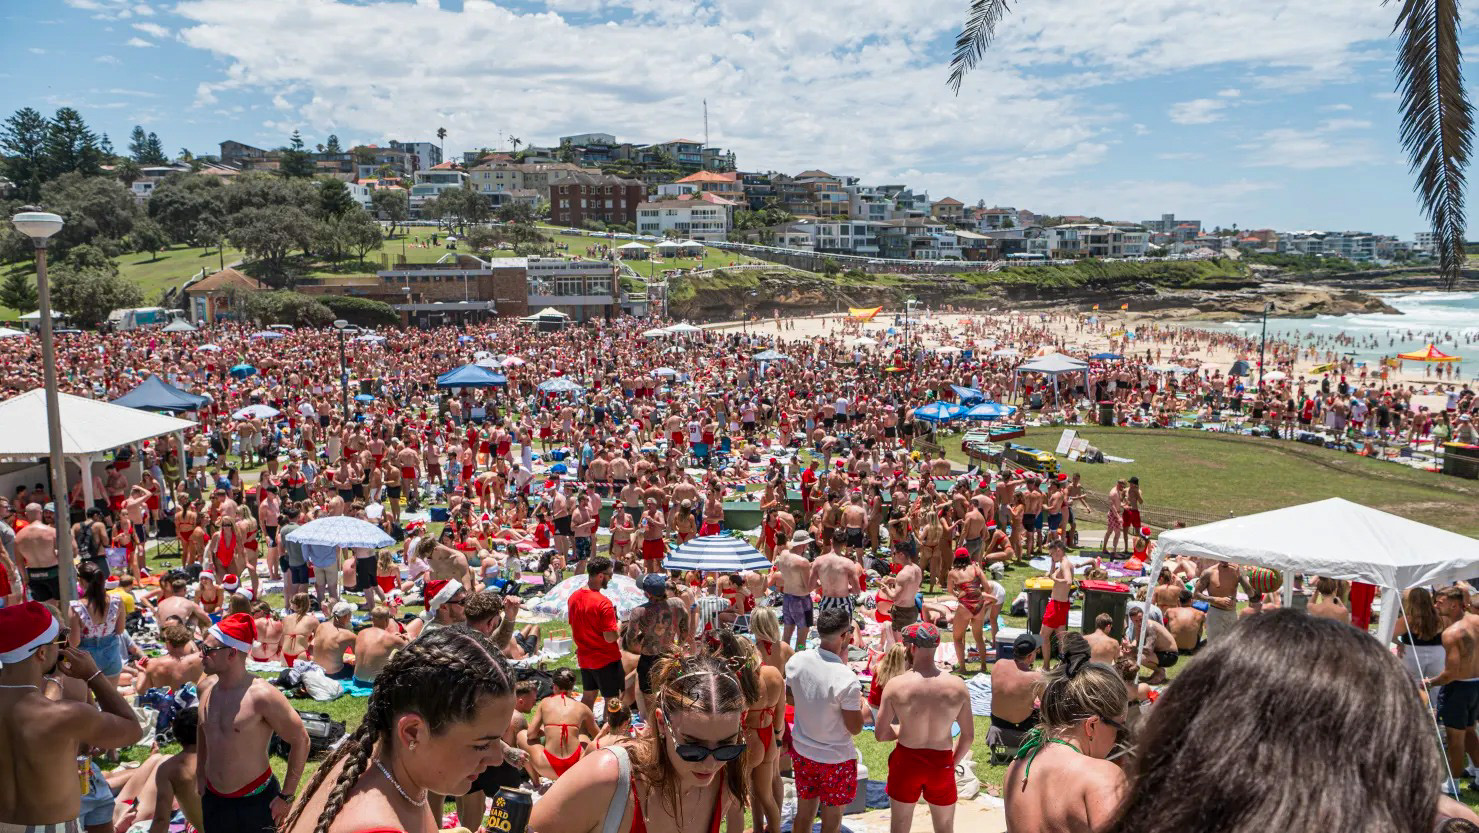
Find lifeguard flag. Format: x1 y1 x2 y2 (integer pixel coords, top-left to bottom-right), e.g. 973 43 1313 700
1119 303 1129 310
849 306 882 321
1092 304 1100 310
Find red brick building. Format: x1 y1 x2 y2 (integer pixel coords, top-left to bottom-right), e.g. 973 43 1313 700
548 171 647 227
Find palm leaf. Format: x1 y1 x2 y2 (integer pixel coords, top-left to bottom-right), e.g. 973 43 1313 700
947 0 1015 94
1390 0 1473 290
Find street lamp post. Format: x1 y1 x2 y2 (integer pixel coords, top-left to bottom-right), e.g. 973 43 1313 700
1258 301 1273 390
12 210 76 604
334 319 351 420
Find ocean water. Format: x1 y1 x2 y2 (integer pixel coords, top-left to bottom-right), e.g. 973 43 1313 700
1193 291 1479 365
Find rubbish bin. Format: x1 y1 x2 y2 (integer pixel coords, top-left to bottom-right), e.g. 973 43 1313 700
1079 579 1131 640
1443 442 1479 479
1025 577 1054 633
1097 401 1115 426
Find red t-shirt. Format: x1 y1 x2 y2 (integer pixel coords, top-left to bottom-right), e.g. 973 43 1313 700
568 587 620 669
533 522 552 548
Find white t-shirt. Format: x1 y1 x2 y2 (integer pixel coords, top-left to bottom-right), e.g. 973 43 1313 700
785 647 861 764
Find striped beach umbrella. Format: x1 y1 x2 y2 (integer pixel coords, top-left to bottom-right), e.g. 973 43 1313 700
665 535 771 572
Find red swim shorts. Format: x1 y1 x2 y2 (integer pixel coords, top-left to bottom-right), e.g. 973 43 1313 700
886 744 957 806
791 751 858 807
641 538 666 561
1043 599 1071 629
699 521 721 537
1122 509 1141 530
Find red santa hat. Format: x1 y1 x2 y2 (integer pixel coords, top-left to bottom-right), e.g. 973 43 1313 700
236 586 256 602
1140 526 1152 537
199 570 216 582
208 612 256 653
105 575 120 590
425 578 463 614
0 602 60 664
221 574 240 592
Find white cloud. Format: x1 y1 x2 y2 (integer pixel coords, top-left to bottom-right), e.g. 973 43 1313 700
28 47 46 54
1168 98 1231 125
95 54 121 64
1217 88 1241 98
125 36 155 47
1156 152 1204 161
1243 121 1382 169
132 22 170 38
134 3 155 14
1133 123 1150 136
1322 103 1354 112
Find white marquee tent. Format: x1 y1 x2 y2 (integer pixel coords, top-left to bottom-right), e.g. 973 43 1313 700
1140 498 1479 655
1013 353 1090 401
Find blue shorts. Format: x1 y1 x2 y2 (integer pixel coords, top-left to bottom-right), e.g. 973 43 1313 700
80 761 115 826
1047 513 1063 530
79 633 124 677
288 562 310 584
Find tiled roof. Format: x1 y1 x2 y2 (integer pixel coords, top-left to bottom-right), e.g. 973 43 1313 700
186 267 265 294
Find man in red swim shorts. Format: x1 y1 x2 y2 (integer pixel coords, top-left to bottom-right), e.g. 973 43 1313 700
1038 555 1074 672
874 623 972 833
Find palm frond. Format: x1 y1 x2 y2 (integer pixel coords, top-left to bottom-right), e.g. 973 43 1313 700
1390 0 1473 290
947 0 1015 94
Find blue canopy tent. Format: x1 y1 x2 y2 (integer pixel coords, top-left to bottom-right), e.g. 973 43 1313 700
111 374 210 413
436 364 507 389
963 402 1018 421
950 384 986 405
913 401 967 423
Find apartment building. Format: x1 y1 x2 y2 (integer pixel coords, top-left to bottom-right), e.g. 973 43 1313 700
877 218 961 260
353 146 416 181
409 164 468 213
794 170 850 218
388 140 443 173
673 170 745 205
635 199 730 241
1034 224 1149 258
931 197 964 223
548 171 647 226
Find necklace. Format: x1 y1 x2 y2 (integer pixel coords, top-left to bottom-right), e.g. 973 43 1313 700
373 758 427 807
0 684 39 690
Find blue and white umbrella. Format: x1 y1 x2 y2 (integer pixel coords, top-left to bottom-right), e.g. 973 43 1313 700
913 401 966 423
354 333 386 344
950 384 986 405
354 393 376 403
665 535 771 572
232 404 280 419
537 377 584 394
963 402 1018 421
285 516 394 549
249 330 285 340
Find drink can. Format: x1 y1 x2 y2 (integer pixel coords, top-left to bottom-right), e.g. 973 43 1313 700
487 787 533 833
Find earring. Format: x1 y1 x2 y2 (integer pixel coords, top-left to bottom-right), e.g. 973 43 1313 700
409 741 417 751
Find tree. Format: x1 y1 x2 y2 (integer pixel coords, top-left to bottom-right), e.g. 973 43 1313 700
128 125 149 163
42 108 104 179
509 136 522 153
0 269 38 314
371 188 409 236
496 200 536 226
278 130 316 178
1 107 51 202
437 126 447 157
227 204 309 282
463 225 504 252
128 218 169 261
947 0 1473 291
317 178 357 218
115 158 142 187
340 209 384 263
178 148 194 162
324 134 343 155
320 295 397 327
39 172 141 258
143 132 166 166
148 172 226 245
50 260 143 329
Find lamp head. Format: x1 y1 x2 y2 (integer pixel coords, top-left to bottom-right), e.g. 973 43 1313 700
11 210 64 244
333 319 349 330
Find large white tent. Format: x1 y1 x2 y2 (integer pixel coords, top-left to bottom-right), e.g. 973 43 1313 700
1013 353 1090 402
0 388 196 509
1141 498 1479 653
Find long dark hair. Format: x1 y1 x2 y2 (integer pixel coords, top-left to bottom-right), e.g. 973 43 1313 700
633 652 750 824
281 626 514 833
77 560 108 617
1102 609 1442 833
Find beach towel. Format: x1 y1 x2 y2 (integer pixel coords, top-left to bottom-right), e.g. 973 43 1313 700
965 672 993 717
340 677 375 697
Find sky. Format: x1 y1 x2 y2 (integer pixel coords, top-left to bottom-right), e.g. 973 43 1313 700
0 0 1470 238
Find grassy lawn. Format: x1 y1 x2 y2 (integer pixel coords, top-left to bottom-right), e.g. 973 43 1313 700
941 426 1479 536
116 244 244 301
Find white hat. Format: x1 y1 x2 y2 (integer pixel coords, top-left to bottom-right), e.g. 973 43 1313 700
332 601 355 618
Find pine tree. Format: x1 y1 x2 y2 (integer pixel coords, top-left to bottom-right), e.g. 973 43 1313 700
43 108 104 178
0 107 51 201
324 134 343 155
0 270 39 315
143 132 166 165
278 130 316 178
128 125 148 162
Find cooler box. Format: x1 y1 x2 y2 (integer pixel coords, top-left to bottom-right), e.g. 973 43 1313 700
1079 579 1131 639
430 507 450 522
1024 577 1054 633
994 626 1029 661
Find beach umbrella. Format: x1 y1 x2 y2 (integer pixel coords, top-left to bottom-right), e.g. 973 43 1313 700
665 323 702 334
1089 352 1123 360
950 385 986 405
232 404 280 419
913 401 967 423
475 357 501 368
229 363 257 378
1264 370 1288 381
458 335 475 343
161 319 197 333
473 350 494 360
642 327 672 338
665 535 771 572
354 393 376 403
935 346 961 355
249 330 284 340
354 334 386 344
992 348 1020 357
537 377 585 394
0 327 26 338
752 349 789 362
197 344 222 352
501 356 526 367
285 515 394 549
531 573 647 621
847 336 878 347
963 402 1018 421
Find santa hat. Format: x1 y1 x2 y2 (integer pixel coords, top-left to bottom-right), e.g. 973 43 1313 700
426 578 463 614
1140 526 1152 537
105 575 120 590
0 602 60 664
221 574 240 592
199 571 216 582
236 586 256 602
208 612 256 653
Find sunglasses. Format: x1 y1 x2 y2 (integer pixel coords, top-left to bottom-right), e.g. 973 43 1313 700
193 640 232 656
663 714 746 763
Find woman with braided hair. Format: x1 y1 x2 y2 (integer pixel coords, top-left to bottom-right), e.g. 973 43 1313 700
1003 633 1127 833
280 626 517 833
529 652 748 833
706 627 785 833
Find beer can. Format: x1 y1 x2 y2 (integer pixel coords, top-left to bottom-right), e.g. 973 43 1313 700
487 787 533 833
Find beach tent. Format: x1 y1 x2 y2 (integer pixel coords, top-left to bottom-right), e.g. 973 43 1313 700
537 377 585 394
641 327 672 338
0 326 27 338
676 240 705 254
1141 499 1479 658
160 319 197 333
1398 344 1460 363
1229 360 1251 377
665 323 703 334
849 307 883 321
111 374 210 413
752 349 790 362
436 364 507 388
654 240 681 253
950 384 986 405
1014 353 1090 402
616 242 652 259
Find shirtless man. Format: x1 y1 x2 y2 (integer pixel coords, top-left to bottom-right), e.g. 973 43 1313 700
989 633 1044 743
622 574 689 721
139 624 205 691
197 612 308 833
352 606 409 684
422 533 476 592
1084 613 1122 665
1021 481 1047 556
1427 585 1479 787
550 487 573 569
147 706 202 833
776 530 816 648
1127 605 1179 684
889 553 924 632
1163 589 1207 654
638 499 666 574
1194 561 1253 642
278 593 319 669
309 602 358 679
841 494 868 559
957 502 986 562
1039 556 1074 671
813 546 864 629
874 624 973 833
0 602 143 829
154 577 212 633
14 504 59 601
1306 577 1352 625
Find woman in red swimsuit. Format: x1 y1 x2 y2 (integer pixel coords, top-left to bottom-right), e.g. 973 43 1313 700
711 629 784 833
522 669 598 781
530 653 746 833
279 627 516 833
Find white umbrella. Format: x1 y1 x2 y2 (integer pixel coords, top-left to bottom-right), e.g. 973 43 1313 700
992 347 1020 357
0 327 27 338
501 356 526 367
232 404 280 419
665 323 702 334
473 350 494 360
642 328 672 338
355 334 387 344
286 516 394 549
475 357 500 368
653 367 680 378
1264 370 1288 381
847 336 878 347
198 344 222 352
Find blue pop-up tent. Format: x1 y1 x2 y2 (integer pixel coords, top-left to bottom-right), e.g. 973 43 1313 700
111 374 210 413
436 364 507 388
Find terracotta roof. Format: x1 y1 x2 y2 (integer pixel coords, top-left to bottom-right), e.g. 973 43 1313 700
186 267 265 294
794 169 834 179
431 161 458 170
933 197 963 206
676 170 738 184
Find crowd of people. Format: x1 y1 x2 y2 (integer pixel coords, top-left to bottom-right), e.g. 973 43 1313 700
0 310 1477 833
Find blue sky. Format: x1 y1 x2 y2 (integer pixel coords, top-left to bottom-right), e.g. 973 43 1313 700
1 0 1468 238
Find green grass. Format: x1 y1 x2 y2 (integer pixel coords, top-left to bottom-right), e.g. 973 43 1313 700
940 426 1479 535
115 244 245 301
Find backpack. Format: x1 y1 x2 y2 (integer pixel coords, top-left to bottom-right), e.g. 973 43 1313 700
514 666 555 701
269 710 346 760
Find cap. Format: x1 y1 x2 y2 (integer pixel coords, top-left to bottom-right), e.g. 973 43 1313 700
1012 632 1041 656
901 622 940 646
640 573 668 596
332 601 355 618
954 547 969 558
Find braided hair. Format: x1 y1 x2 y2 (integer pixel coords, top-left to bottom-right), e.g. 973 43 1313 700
632 652 750 825
705 627 760 706
281 626 514 833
